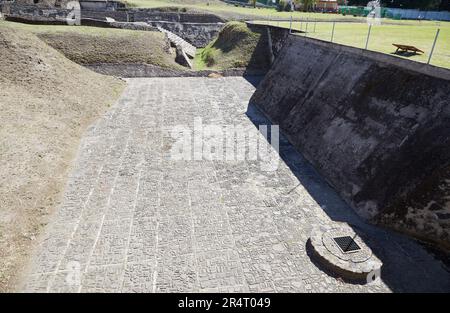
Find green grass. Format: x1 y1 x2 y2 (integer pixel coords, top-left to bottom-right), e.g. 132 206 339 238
254 20 450 69
193 47 208 70
195 21 268 70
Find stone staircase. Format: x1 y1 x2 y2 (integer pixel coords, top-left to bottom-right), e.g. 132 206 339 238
157 26 197 58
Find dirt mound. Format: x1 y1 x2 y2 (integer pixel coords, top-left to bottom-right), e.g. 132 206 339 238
199 21 270 70
0 25 125 291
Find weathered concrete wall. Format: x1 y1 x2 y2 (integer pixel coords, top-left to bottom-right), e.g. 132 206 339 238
379 165 450 249
247 23 291 60
250 33 450 249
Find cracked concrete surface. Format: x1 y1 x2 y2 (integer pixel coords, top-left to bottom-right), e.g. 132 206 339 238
21 77 450 293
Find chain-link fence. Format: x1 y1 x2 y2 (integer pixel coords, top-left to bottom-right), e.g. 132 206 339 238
259 17 449 69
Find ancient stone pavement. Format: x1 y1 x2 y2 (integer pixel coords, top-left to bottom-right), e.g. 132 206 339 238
21 77 450 292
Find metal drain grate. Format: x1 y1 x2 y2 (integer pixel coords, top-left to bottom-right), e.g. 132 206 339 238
333 236 361 253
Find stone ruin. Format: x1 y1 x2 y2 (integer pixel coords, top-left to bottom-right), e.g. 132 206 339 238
1 1 225 48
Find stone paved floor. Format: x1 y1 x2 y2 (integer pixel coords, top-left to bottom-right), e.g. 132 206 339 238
21 77 450 293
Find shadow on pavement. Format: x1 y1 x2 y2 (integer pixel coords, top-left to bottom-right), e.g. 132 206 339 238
245 101 450 292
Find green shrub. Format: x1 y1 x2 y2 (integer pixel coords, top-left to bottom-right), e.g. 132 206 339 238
197 22 269 71
202 48 217 66
277 0 292 12
277 0 286 12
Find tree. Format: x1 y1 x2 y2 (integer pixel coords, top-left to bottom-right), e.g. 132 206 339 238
301 0 316 11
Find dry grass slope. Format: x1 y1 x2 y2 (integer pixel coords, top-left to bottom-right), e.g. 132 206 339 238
37 30 183 68
0 21 184 69
0 26 126 291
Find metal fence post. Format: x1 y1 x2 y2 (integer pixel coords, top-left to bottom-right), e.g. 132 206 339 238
428 28 440 64
365 24 372 50
305 18 308 36
313 19 316 33
331 21 336 43
289 14 292 34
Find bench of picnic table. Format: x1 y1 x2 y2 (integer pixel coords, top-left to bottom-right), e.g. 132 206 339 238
393 44 424 54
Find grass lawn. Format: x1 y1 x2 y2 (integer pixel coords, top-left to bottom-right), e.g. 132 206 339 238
255 20 450 69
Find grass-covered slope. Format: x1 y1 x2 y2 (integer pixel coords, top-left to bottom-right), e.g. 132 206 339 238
196 21 269 71
0 24 125 291
1 21 183 69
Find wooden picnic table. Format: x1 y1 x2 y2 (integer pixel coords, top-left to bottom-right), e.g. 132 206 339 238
393 44 425 54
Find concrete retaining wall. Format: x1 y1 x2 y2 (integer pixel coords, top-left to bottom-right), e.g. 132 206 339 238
247 23 291 59
250 32 450 249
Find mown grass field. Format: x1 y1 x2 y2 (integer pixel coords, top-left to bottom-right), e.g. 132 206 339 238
255 20 450 68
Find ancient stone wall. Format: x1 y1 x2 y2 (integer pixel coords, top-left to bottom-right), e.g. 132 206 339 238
250 31 450 250
130 10 225 23
79 9 225 23
5 3 69 23
148 21 223 48
3 4 224 47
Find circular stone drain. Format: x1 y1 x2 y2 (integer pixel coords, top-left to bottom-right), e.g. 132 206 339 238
309 222 382 281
